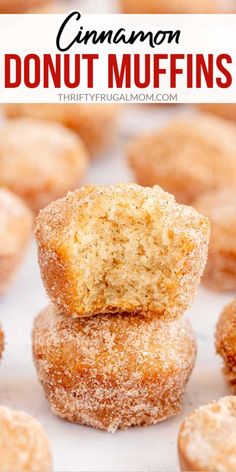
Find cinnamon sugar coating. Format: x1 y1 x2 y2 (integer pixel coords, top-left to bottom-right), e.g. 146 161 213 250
0 0 54 13
4 104 120 157
178 396 236 472
128 115 236 205
120 0 220 13
0 406 52 472
0 189 33 294
35 183 209 321
33 305 197 432
194 189 236 291
216 299 236 393
0 118 88 213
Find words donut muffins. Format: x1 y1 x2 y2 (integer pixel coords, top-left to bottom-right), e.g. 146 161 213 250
0 118 88 213
0 406 52 472
216 299 236 392
0 0 54 13
0 189 33 294
4 104 119 157
35 183 209 321
33 305 197 432
178 396 236 472
128 115 236 205
120 0 220 14
194 189 236 291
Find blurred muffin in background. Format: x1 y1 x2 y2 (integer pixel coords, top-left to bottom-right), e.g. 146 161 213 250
120 0 221 14
178 396 236 472
35 183 209 321
0 0 55 13
4 104 120 157
33 305 197 431
128 114 236 205
29 0 81 12
194 188 236 292
0 118 88 213
0 406 52 472
0 326 4 359
216 300 236 392
0 188 33 294
199 104 236 124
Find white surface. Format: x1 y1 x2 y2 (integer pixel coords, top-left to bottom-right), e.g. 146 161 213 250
0 102 234 472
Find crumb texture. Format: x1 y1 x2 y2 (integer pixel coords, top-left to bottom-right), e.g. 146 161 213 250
178 396 236 472
0 0 54 13
33 305 197 432
128 115 236 204
35 183 209 320
0 406 52 472
216 299 236 392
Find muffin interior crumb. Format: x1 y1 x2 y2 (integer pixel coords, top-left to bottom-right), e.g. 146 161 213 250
45 184 209 317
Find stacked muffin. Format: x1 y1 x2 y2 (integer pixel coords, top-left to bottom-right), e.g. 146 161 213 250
33 183 209 432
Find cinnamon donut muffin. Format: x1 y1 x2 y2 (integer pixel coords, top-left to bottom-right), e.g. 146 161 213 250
35 183 209 321
0 189 33 294
29 1 81 12
216 299 236 392
0 328 4 360
178 396 236 472
4 104 119 157
33 305 197 432
0 406 52 472
200 104 236 123
128 115 236 205
0 118 88 213
0 0 54 13
194 189 236 291
120 0 219 13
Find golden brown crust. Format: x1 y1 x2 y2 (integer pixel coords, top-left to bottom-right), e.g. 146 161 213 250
194 189 236 291
216 299 236 393
33 305 197 432
0 406 52 472
199 104 236 123
178 396 236 472
35 183 209 320
0 188 33 294
0 0 54 13
0 118 88 213
120 0 220 13
128 115 236 205
0 327 4 360
4 104 120 157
